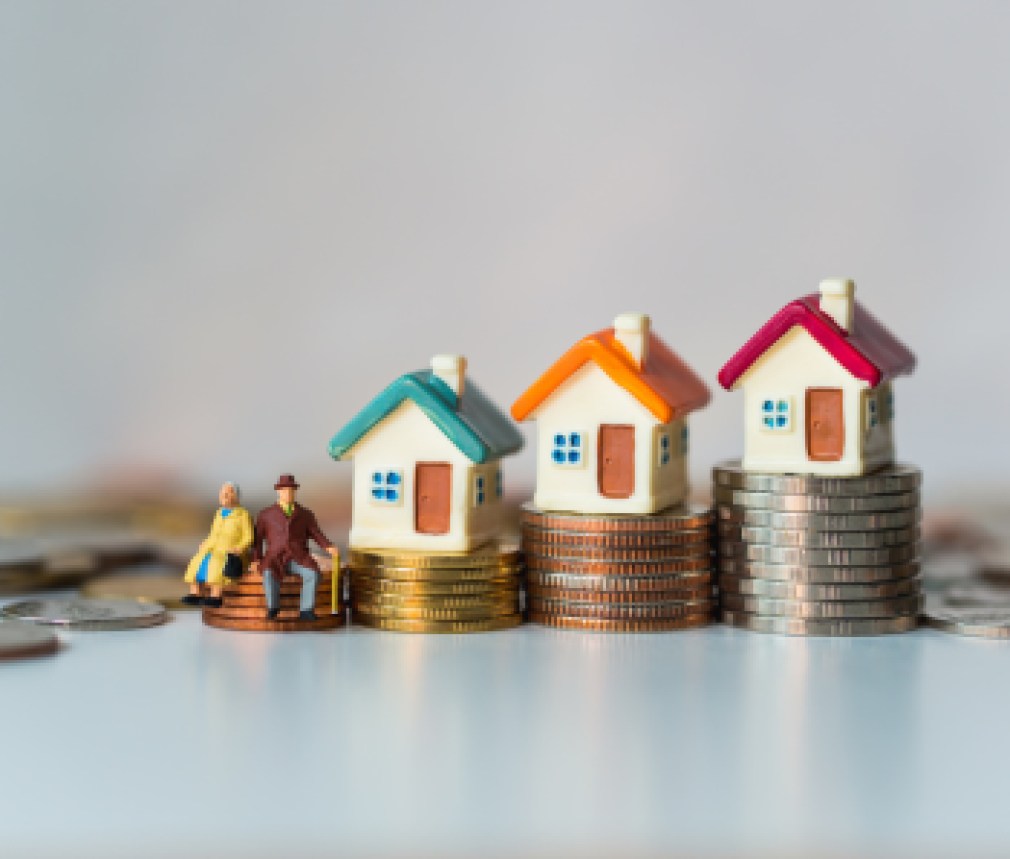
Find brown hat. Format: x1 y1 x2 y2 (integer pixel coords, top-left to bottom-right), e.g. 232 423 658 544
273 474 300 490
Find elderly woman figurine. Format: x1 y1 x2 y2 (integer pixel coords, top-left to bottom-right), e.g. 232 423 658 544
181 482 254 607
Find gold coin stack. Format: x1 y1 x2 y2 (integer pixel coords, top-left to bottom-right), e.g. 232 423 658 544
348 542 524 633
714 461 923 636
522 503 716 631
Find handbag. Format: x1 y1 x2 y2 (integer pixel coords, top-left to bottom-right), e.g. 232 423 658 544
223 553 244 580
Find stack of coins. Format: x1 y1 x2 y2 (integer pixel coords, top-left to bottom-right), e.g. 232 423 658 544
349 542 523 633
203 572 344 632
714 462 923 636
522 504 716 631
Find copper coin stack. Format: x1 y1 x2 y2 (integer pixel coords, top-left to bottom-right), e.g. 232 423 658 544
202 571 345 632
714 461 923 636
348 542 524 633
522 503 716 631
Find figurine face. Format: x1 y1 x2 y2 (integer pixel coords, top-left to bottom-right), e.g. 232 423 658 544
277 486 297 506
219 483 238 508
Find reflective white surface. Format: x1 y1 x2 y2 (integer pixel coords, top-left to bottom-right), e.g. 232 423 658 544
1 607 1008 858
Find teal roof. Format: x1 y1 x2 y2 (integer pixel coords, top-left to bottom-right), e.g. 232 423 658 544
328 370 524 464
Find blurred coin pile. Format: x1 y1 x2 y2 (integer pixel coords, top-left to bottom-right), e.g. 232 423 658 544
349 542 523 633
714 462 923 636
521 504 715 631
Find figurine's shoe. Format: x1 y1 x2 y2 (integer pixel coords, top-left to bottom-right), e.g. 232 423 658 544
202 597 223 608
266 608 279 620
299 610 316 621
181 594 203 606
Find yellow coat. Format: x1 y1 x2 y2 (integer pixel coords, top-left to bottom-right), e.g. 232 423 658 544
184 507 254 585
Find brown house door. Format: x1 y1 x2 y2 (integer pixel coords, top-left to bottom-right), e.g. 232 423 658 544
806 388 844 461
415 463 451 534
598 425 635 498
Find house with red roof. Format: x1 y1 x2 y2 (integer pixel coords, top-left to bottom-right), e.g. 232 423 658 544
511 313 710 515
718 279 916 476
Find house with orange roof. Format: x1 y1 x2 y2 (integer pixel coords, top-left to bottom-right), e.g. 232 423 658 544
511 313 711 515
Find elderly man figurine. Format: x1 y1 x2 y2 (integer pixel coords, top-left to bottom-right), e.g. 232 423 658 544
249 474 340 621
182 482 254 607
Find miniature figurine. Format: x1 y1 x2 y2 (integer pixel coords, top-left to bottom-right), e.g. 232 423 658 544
328 354 523 552
717 278 916 476
510 313 710 515
248 475 340 620
182 481 253 607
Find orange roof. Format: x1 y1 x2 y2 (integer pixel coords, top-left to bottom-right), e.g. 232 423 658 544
511 326 711 423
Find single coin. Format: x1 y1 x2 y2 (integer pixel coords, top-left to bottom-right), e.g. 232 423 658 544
202 604 338 620
937 584 1010 608
718 574 921 601
527 569 712 592
521 503 713 532
352 612 523 633
921 601 1010 639
528 612 712 632
349 541 521 569
0 618 60 659
718 557 921 584
713 488 920 513
528 585 712 604
524 541 710 563
717 523 920 549
720 593 923 619
712 461 922 496
347 563 523 583
520 528 711 548
351 601 520 621
349 590 520 612
529 597 715 619
203 611 344 632
717 541 918 566
80 573 193 609
2 597 166 630
526 556 711 576
716 505 920 532
347 575 520 596
720 610 918 636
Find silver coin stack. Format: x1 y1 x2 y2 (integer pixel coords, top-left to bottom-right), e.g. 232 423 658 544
713 462 923 636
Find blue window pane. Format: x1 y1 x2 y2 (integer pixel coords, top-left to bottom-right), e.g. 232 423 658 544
776 415 788 427
554 434 565 446
764 416 775 428
387 472 401 485
476 476 484 489
372 488 384 500
477 491 485 504
385 489 398 501
777 401 788 412
567 450 580 464
552 450 565 464
372 472 382 484
763 400 774 412
661 436 670 448
569 433 581 447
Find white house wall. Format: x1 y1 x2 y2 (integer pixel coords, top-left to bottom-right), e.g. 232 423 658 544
344 400 501 551
528 363 689 514
734 326 885 476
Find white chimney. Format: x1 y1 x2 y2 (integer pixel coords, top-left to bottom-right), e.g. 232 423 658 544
819 278 856 332
613 312 650 368
431 354 466 398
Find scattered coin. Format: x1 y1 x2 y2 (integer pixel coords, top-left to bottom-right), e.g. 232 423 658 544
0 619 60 659
712 461 922 496
921 601 1010 639
721 610 918 636
80 572 193 609
2 597 167 630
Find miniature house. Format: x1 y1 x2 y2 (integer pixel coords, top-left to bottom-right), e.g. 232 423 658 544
328 355 523 552
511 313 711 515
717 279 916 477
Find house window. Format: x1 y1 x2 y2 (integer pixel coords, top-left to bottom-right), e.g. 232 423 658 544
370 469 403 504
681 425 690 455
866 394 879 431
495 467 503 499
658 432 672 466
885 390 895 423
551 431 584 466
761 398 792 431
474 474 486 506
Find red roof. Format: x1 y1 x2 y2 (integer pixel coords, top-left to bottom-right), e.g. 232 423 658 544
512 326 711 424
718 293 916 390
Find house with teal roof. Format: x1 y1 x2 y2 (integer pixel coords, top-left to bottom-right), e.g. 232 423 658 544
328 354 524 552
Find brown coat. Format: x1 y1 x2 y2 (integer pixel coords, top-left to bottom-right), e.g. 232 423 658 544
251 503 334 575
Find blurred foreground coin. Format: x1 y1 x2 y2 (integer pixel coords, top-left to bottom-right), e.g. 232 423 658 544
2 598 167 630
0 619 59 659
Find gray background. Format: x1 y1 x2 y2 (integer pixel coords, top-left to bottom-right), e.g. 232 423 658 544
2 0 1007 501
